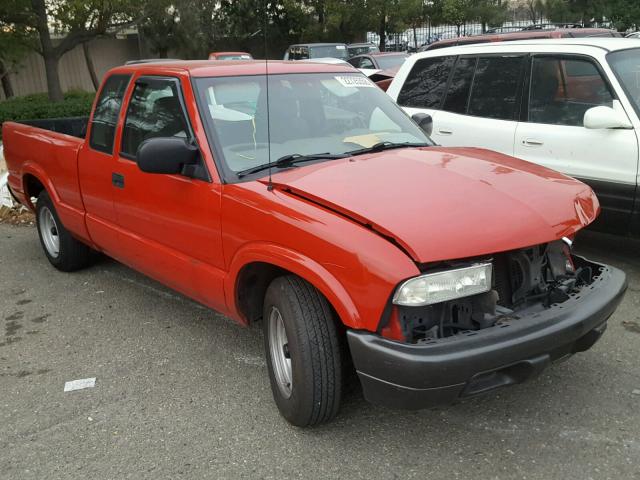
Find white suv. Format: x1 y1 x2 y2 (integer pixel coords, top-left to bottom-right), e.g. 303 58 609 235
387 38 640 234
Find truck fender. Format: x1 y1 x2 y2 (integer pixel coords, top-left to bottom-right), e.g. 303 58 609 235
225 242 362 329
20 162 60 210
20 162 94 247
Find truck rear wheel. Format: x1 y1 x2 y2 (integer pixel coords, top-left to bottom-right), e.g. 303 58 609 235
36 190 92 272
263 275 343 426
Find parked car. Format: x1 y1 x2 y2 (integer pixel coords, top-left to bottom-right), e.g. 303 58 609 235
626 32 640 39
348 53 409 91
347 52 409 72
420 28 621 51
283 43 348 61
209 51 253 60
388 38 640 234
3 60 626 426
347 42 380 57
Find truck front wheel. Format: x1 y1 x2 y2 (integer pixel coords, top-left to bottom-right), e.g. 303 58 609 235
36 191 92 272
263 275 343 426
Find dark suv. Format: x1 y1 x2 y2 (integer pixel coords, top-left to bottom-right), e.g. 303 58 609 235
283 43 349 60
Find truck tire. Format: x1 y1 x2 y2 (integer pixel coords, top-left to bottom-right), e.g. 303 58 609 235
263 275 343 426
35 190 92 272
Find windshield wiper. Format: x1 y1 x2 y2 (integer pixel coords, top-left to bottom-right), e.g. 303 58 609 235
346 141 431 157
236 152 349 178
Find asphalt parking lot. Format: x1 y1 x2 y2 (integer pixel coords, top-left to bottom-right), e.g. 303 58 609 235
1 223 639 480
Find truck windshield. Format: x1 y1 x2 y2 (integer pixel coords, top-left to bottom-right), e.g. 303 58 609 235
608 48 640 117
193 72 432 180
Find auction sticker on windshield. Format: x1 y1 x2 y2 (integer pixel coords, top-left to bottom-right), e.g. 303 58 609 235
335 75 375 88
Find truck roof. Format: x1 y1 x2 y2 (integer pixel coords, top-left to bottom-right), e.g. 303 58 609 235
111 60 356 77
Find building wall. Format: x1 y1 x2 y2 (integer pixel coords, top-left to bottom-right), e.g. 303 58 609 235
1 37 141 100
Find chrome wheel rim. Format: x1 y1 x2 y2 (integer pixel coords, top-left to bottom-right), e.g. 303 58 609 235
268 307 292 398
39 207 60 258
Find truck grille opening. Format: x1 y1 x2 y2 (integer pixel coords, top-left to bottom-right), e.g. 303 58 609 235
397 240 600 344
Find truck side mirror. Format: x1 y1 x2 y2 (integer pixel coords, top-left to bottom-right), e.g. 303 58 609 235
412 113 433 136
136 137 199 175
583 104 632 130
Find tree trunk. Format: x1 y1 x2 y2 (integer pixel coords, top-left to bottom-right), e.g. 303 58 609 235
0 61 14 99
378 15 386 52
43 54 64 102
1 74 14 99
32 0 64 102
82 41 100 91
413 26 418 51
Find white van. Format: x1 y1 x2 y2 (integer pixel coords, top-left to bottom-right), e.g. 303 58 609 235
387 38 640 234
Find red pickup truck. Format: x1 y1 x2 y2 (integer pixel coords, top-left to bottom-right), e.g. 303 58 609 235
3 61 627 426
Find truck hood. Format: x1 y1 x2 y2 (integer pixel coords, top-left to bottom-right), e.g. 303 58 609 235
267 146 599 263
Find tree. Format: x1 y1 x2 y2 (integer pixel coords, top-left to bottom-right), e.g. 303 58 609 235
324 0 371 43
525 0 545 23
139 0 183 58
471 0 507 32
0 27 33 98
0 0 138 102
606 0 640 30
442 0 472 35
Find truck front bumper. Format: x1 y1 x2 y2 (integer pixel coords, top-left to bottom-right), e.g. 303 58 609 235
347 262 627 410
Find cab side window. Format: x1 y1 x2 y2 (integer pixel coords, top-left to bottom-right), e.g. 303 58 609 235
348 57 361 68
121 78 190 157
467 56 524 120
528 56 614 126
359 57 375 69
442 56 476 114
89 74 131 154
397 55 455 108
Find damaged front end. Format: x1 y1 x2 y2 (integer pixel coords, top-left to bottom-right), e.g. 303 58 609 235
348 240 626 410
384 240 607 344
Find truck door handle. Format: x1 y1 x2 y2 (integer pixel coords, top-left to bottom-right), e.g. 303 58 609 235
523 138 544 146
438 129 453 135
112 173 125 188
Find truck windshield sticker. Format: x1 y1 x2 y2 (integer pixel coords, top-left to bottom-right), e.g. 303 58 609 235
335 75 375 88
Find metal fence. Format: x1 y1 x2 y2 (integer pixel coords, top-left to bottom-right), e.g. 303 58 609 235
366 18 614 51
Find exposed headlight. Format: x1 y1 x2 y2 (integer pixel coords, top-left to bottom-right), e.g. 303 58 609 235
392 263 493 307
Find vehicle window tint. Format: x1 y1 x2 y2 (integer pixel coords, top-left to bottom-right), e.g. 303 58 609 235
360 57 375 69
442 56 476 114
468 56 523 120
89 74 130 154
528 56 613 126
397 56 455 108
121 78 190 157
348 57 361 68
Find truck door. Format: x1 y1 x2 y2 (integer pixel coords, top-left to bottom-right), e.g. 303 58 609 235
78 74 131 247
111 75 227 312
514 54 639 233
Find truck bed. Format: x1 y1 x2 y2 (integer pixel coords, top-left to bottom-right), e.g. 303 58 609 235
20 116 88 139
2 120 88 239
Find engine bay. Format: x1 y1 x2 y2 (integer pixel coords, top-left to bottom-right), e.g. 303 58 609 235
398 240 602 344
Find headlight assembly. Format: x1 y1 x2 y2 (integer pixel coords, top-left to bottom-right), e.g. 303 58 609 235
392 262 493 307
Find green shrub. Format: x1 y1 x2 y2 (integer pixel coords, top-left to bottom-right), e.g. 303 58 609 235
0 91 95 140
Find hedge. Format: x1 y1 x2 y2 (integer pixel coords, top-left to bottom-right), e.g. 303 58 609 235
0 90 95 140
